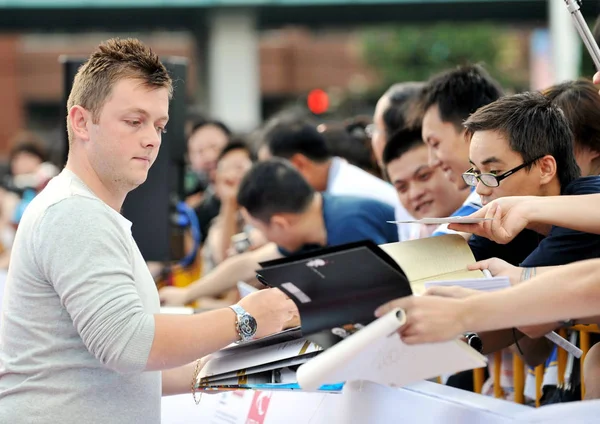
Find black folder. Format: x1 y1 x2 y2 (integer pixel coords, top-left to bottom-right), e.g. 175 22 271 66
257 240 412 347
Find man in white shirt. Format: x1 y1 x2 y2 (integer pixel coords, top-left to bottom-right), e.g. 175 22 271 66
257 116 413 240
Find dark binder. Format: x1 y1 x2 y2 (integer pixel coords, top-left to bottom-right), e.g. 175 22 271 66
257 240 412 347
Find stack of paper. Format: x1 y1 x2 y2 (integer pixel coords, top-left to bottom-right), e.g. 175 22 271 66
196 338 329 392
424 276 511 292
237 281 259 298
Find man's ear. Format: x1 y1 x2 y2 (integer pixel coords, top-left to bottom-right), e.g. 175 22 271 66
240 208 253 225
289 153 311 171
589 149 600 162
538 155 558 186
68 105 91 143
270 214 290 231
460 128 469 143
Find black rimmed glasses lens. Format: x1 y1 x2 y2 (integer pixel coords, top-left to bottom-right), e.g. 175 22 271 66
462 157 543 188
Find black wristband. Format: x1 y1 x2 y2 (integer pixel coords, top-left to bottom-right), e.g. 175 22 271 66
465 332 483 353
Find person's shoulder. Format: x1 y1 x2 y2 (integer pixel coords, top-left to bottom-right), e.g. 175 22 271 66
324 195 397 242
334 160 397 195
46 194 111 216
563 176 600 195
325 194 394 215
28 196 132 263
340 161 387 182
39 195 126 237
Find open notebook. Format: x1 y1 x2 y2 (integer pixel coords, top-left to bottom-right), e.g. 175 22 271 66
380 234 485 294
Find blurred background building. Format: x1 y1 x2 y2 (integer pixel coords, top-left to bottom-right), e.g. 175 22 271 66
0 0 597 162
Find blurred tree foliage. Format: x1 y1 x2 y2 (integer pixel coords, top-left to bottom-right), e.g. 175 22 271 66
360 23 531 95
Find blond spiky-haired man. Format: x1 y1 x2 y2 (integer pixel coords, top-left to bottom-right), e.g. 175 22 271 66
0 38 296 423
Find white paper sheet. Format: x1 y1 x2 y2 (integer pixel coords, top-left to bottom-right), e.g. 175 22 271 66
388 217 494 225
296 308 487 392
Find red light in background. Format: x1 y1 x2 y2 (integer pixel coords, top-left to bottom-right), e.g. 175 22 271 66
307 89 329 114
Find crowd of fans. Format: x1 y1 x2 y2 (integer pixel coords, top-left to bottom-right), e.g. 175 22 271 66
4 59 600 407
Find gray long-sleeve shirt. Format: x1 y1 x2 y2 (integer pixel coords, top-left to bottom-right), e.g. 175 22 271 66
0 169 161 423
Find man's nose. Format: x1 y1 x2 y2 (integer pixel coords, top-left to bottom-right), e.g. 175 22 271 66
428 148 441 168
475 179 492 198
142 126 161 148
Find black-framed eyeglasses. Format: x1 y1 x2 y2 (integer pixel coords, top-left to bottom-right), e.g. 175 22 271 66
462 157 543 188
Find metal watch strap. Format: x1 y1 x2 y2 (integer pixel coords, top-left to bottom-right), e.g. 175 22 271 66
229 304 247 316
229 304 245 341
230 304 259 342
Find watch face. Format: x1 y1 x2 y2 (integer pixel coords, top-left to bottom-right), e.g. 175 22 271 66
239 314 258 338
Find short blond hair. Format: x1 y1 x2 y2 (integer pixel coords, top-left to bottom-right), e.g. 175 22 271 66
66 38 173 145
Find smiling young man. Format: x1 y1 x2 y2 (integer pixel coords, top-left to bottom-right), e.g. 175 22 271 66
417 65 504 236
382 127 468 239
0 39 296 423
420 65 504 186
376 92 600 390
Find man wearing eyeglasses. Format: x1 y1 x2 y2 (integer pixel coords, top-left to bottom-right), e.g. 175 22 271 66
451 91 600 405
462 91 600 269
377 92 600 394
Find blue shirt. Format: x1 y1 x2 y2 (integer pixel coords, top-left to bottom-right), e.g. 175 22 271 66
469 176 600 266
278 194 399 257
432 188 482 237
521 176 600 267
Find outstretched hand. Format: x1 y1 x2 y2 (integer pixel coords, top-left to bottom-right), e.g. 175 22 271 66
375 295 471 345
448 197 532 244
468 257 522 286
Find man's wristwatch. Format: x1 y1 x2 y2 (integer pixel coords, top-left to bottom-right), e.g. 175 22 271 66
229 304 258 342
